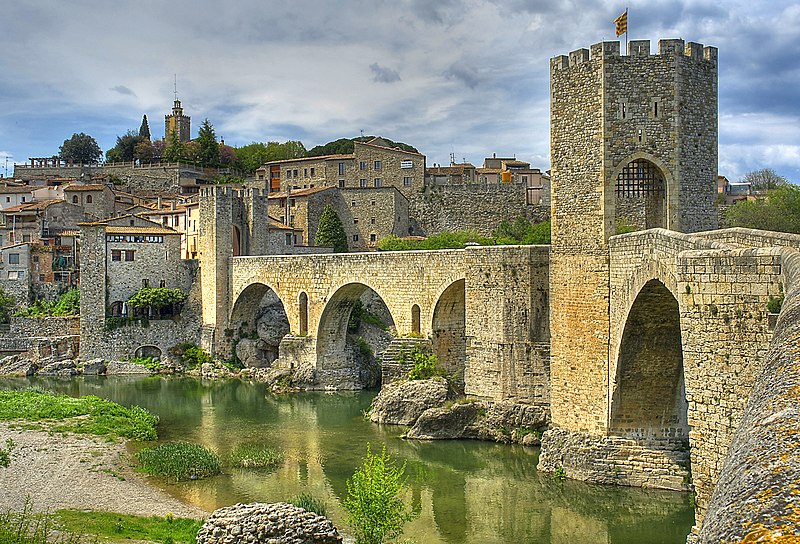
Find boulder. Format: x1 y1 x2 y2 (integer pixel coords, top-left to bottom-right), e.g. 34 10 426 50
0 355 36 377
196 502 342 544
369 377 448 426
81 359 107 375
235 338 271 369
39 360 78 377
105 361 151 375
406 402 480 440
256 302 290 346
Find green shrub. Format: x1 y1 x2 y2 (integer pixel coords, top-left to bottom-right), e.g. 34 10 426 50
291 493 327 517
402 348 444 380
15 289 80 317
493 217 551 245
137 442 220 481
553 466 567 481
343 444 415 544
228 444 283 469
0 289 14 324
614 220 639 235
767 295 784 314
169 342 213 369
0 389 158 440
0 439 13 468
314 205 348 252
0 500 84 544
128 357 161 372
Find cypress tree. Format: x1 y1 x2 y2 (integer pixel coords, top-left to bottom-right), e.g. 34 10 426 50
139 115 151 141
314 205 348 252
197 118 220 167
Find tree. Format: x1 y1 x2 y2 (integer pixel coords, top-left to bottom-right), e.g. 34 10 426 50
233 140 308 175
745 168 789 194
139 115 151 141
196 118 220 167
133 140 156 162
219 144 236 166
306 136 417 158
0 288 15 324
314 205 348 252
725 184 800 233
108 130 144 162
343 444 415 544
162 128 186 162
59 133 102 163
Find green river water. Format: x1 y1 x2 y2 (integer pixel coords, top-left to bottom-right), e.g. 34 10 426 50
1 376 694 543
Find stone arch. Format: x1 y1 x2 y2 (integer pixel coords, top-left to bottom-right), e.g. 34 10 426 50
229 282 290 367
316 282 396 389
232 225 242 257
134 345 162 360
609 152 675 231
610 279 688 446
298 292 308 336
411 304 421 335
108 301 125 317
431 279 466 383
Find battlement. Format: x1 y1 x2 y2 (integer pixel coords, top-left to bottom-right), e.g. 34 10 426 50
199 186 264 199
552 39 717 71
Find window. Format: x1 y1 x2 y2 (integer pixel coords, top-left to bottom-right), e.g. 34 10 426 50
339 179 346 188
38 274 45 282
142 278 149 288
163 217 169 226
22 235 30 242
129 220 135 226
310 167 315 176
620 102 627 120
371 200 376 206
370 233 376 242
353 218 359 224
522 175 528 184
86 195 93 203
72 195 79 203
21 197 25 203
4 197 8 203
400 160 413 169
173 216 179 226
374 178 382 188
285 233 292 245
290 198 296 207
351 200 357 207
403 177 412 187
304 168 308 177
374 160 382 170
360 179 367 188
338 162 345 175
371 218 375 225
7 271 18 280
125 250 135 261
159 279 166 288
33 255 39 263
352 234 359 242
293 169 298 177
111 250 121 262
8 253 19 265
360 161 367 171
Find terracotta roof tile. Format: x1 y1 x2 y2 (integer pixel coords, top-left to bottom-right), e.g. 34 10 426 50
105 226 180 235
64 184 108 191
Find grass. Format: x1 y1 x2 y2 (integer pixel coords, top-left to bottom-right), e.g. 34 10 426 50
0 503 86 544
55 510 203 544
228 444 284 470
291 493 327 517
0 388 158 441
137 441 221 481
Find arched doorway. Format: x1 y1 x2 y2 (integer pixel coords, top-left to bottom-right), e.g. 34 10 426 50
135 345 162 360
299 292 308 336
229 283 289 367
614 158 667 230
610 279 688 446
431 280 466 386
411 304 421 335
316 283 395 389
232 225 242 256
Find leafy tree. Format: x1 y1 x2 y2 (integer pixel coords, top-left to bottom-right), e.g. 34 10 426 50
139 114 151 141
744 168 788 195
314 205 348 252
343 444 415 544
133 140 156 162
219 144 236 166
378 230 493 251
725 184 800 233
162 128 186 162
196 118 220 167
0 289 15 324
233 141 308 175
306 136 417 158
59 132 102 163
127 288 187 317
108 130 144 162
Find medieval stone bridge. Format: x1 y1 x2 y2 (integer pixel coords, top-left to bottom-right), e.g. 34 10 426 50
204 226 800 539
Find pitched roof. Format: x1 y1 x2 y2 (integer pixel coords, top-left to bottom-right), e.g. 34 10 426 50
356 140 425 157
105 226 180 235
267 186 333 199
2 200 62 213
0 186 35 194
64 183 109 192
261 154 354 167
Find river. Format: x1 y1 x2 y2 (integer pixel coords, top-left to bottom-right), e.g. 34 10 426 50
1 376 693 543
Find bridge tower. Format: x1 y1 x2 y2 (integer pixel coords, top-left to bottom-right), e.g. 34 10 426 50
547 40 717 435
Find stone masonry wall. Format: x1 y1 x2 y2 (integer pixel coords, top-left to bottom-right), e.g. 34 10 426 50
10 316 79 338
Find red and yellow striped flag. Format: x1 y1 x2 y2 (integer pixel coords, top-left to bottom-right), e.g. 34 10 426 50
615 10 628 36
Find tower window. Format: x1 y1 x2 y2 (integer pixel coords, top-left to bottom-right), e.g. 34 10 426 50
620 102 627 120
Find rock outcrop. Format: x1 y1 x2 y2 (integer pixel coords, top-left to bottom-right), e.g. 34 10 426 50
368 377 448 425
196 502 342 544
105 361 151 375
39 360 78 377
406 402 479 439
0 355 36 377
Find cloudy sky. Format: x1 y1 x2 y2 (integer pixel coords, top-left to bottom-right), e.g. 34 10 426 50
1 0 798 182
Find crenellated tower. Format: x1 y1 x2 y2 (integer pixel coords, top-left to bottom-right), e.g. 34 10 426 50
165 99 191 142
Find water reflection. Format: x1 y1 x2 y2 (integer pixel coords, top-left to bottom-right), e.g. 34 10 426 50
1 376 693 543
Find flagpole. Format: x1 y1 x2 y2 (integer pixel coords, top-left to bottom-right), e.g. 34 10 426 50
626 8 629 55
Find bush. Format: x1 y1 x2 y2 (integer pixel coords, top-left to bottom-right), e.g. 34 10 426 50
228 444 283 469
15 288 79 317
0 439 13 469
128 357 161 372
725 185 800 233
343 444 414 544
169 342 213 369
493 217 551 245
291 493 327 517
403 348 445 380
0 289 14 324
0 389 158 440
127 288 187 312
767 295 784 314
137 442 220 481
378 230 493 251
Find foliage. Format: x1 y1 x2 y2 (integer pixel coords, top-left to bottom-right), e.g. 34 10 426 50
378 230 493 251
291 493 327 517
744 168 789 194
137 441 221 481
493 217 551 245
0 500 86 544
0 288 15 323
306 136 418 158
162 128 187 163
0 388 158 440
343 444 415 544
55 510 202 544
767 295 784 314
169 342 213 369
138 114 151 141
128 356 161 372
108 130 145 162
127 287 187 310
228 444 284 469
219 144 237 166
725 185 800 233
315 205 349 252
104 316 149 331
15 288 79 317
213 174 246 185
614 220 639 235
59 133 102 164
403 348 445 380
356 337 374 360
196 118 220 167
553 466 567 481
134 140 157 162
233 141 307 175
0 438 13 468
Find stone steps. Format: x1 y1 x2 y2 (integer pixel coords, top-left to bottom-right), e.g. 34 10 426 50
380 337 431 384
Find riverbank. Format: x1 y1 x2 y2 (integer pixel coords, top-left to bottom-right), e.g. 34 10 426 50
0 421 208 519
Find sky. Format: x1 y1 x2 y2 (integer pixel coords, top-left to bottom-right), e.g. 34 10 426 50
1 0 798 182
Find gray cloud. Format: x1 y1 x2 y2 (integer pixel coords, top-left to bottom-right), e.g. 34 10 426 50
369 63 401 83
110 85 135 96
444 63 482 89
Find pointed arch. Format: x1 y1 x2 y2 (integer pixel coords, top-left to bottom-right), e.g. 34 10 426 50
610 152 676 231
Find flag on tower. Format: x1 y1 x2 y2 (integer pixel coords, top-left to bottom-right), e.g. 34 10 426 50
615 10 628 36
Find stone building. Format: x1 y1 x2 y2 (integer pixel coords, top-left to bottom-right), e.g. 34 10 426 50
63 183 116 220
0 243 31 306
0 200 89 247
0 185 35 210
165 98 191 142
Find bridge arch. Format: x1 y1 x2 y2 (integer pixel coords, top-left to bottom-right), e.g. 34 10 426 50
229 282 290 366
431 279 466 382
610 152 676 231
610 279 688 446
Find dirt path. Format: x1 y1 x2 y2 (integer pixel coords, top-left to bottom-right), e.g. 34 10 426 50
0 422 208 520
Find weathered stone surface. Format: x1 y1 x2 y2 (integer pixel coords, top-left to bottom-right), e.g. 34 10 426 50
80 359 107 375
0 355 36 377
196 502 341 544
369 378 448 426
235 338 271 369
39 360 78 376
105 361 151 375
406 403 479 440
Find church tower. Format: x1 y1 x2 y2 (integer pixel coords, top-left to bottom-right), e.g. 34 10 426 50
165 98 191 142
